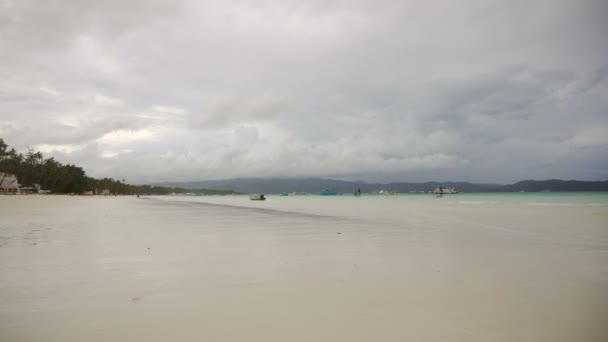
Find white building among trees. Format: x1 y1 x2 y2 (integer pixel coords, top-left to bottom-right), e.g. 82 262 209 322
0 172 20 193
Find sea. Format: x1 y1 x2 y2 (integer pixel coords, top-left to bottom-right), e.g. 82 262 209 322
1 192 607 341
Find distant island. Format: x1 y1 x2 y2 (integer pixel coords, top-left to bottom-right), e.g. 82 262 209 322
153 178 608 194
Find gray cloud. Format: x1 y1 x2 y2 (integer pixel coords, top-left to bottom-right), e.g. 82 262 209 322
189 95 292 129
0 0 607 183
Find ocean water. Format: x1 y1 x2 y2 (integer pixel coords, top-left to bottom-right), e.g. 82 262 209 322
1 193 607 341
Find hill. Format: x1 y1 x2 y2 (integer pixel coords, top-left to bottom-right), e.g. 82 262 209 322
501 179 608 192
153 178 608 194
153 178 498 193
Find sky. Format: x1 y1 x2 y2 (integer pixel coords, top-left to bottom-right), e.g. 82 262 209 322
1 0 607 184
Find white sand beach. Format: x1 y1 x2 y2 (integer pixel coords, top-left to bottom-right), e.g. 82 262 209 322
1 194 607 341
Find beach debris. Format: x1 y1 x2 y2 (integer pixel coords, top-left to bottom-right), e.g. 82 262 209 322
131 297 142 304
337 232 341 234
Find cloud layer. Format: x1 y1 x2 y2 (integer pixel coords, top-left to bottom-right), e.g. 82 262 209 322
1 0 607 183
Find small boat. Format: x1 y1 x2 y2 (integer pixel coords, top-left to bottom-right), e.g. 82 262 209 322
433 186 459 195
319 189 338 196
249 194 266 200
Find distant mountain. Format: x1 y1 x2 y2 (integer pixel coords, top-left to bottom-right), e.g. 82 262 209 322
154 178 370 194
151 177 608 194
148 178 519 193
501 179 608 192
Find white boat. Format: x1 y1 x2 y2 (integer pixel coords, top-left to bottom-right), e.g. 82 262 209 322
433 186 459 195
249 193 266 200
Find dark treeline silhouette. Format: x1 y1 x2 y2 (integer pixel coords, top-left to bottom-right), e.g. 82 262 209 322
0 138 237 195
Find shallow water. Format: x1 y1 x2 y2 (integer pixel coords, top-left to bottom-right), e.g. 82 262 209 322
1 194 607 341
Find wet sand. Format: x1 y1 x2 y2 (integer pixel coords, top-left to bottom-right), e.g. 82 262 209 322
1 195 607 341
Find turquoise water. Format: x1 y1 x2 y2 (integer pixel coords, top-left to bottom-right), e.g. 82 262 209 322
432 191 608 204
263 192 608 205
186 192 608 221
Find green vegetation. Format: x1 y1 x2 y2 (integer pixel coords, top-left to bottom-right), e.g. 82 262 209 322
0 138 238 195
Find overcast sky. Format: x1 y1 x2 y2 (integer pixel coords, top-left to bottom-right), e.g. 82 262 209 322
1 0 607 184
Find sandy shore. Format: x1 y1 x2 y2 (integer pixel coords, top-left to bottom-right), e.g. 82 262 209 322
1 195 607 341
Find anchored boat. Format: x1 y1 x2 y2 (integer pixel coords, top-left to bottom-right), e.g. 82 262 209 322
249 194 266 200
433 187 459 195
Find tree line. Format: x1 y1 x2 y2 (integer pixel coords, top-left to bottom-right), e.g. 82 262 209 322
0 138 237 195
